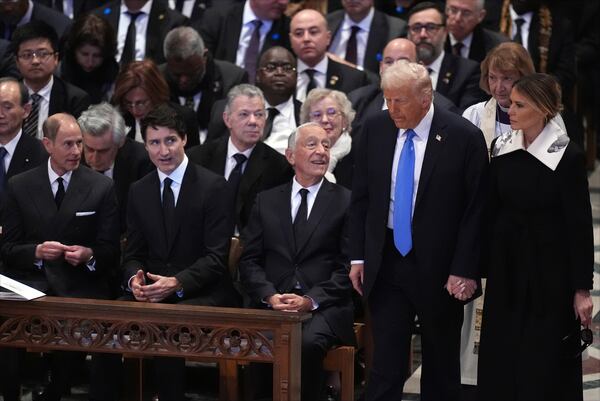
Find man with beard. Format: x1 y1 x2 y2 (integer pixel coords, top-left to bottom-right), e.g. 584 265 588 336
407 2 486 111
161 27 248 144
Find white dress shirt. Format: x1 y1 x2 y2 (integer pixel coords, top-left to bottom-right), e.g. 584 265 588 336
224 138 254 180
168 0 194 18
117 0 153 62
47 157 73 195
236 0 274 68
328 7 374 69
24 77 52 140
509 6 532 51
448 32 474 58
296 57 328 102
0 131 22 173
387 103 434 228
263 96 297 155
290 177 324 222
426 50 445 90
156 154 188 206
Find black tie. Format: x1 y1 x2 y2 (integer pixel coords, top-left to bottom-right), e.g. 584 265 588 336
513 18 525 45
23 93 41 138
293 188 309 249
345 25 360 65
184 96 195 111
162 177 176 239
55 177 65 209
121 11 143 67
175 0 185 12
305 69 317 98
452 42 464 57
244 20 263 84
227 153 247 208
263 107 279 139
0 147 7 194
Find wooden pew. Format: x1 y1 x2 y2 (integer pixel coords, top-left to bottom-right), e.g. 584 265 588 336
0 296 310 401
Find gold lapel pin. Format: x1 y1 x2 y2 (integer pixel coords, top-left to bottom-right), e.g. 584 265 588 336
329 75 339 86
159 14 165 20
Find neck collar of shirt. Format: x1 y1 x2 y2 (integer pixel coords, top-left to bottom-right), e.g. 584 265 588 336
298 54 328 73
243 0 274 29
509 5 533 24
157 154 188 185
1 130 22 155
449 31 473 49
47 157 73 185
292 176 323 196
26 75 53 101
343 6 374 32
227 137 255 160
427 50 445 74
400 102 434 142
265 96 294 117
123 0 152 14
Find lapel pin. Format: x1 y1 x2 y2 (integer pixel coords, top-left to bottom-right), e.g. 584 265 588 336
442 72 452 84
329 75 339 86
25 158 30 162
159 13 165 20
435 134 442 141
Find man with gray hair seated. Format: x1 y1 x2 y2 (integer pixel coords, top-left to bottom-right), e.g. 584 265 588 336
78 102 153 234
161 26 248 144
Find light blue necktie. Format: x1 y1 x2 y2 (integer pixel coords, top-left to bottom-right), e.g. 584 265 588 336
393 129 416 256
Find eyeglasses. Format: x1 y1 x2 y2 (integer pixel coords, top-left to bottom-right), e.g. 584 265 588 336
309 107 341 121
123 99 151 110
261 63 296 73
16 50 56 62
408 23 445 35
446 6 475 18
563 328 593 358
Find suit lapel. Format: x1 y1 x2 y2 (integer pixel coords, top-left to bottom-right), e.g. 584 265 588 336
367 92 385 117
277 182 295 254
48 77 65 116
293 99 302 125
6 136 36 178
236 143 263 216
54 168 90 235
326 58 343 90
146 1 168 61
379 113 399 209
295 180 334 256
167 163 194 253
27 165 56 238
146 171 169 256
211 137 228 175
364 11 386 72
414 108 447 209
436 54 455 95
226 6 244 62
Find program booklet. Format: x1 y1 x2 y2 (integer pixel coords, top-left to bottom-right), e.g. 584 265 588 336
0 274 46 301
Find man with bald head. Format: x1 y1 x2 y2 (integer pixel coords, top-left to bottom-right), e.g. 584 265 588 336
0 113 120 400
348 38 459 135
290 8 370 102
349 60 488 400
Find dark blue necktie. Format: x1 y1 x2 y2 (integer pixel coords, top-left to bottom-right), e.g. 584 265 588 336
393 129 416 255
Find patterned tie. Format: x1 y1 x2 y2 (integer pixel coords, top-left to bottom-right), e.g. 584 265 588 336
263 107 279 139
121 11 143 66
55 177 65 209
23 93 41 138
393 129 416 256
293 188 309 249
305 69 317 98
162 177 176 239
244 20 263 84
452 42 464 57
0 147 7 194
184 96 195 111
345 25 361 65
513 18 525 45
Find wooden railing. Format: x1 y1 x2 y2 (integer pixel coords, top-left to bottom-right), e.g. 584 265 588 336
0 296 310 401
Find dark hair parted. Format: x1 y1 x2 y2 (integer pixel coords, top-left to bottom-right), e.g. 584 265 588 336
140 103 187 141
408 1 446 24
480 42 535 94
512 73 562 121
65 14 117 62
11 21 59 55
0 77 30 105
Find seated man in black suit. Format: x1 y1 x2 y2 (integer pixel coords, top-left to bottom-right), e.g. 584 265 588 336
188 84 293 234
194 0 291 84
349 38 459 136
327 0 407 73
91 0 186 66
444 0 507 62
123 104 238 400
12 21 91 139
0 0 71 41
239 122 355 401
407 2 486 111
1 113 121 401
290 8 371 102
161 26 248 144
78 102 153 235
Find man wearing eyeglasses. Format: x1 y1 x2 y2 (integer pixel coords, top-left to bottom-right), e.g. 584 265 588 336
161 27 248 145
406 2 485 111
188 84 293 234
12 21 91 139
444 0 507 63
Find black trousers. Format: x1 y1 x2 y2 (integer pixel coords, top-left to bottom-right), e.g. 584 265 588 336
365 230 463 401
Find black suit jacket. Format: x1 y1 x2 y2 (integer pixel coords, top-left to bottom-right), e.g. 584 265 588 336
195 2 291 63
48 75 92 118
122 163 238 306
1 165 120 299
239 179 355 345
324 57 371 95
444 25 508 63
5 134 47 183
349 107 488 301
327 9 407 73
205 96 301 142
162 57 248 130
92 0 187 65
187 137 293 230
33 0 107 19
0 39 19 79
30 3 72 39
435 52 487 111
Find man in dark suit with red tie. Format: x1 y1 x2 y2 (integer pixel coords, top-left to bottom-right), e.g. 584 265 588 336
239 122 354 401
349 60 488 400
123 103 238 400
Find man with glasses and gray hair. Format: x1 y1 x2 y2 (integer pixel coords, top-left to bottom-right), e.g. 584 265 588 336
406 1 485 111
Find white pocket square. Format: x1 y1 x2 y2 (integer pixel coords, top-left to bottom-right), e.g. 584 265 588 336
75 211 96 217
